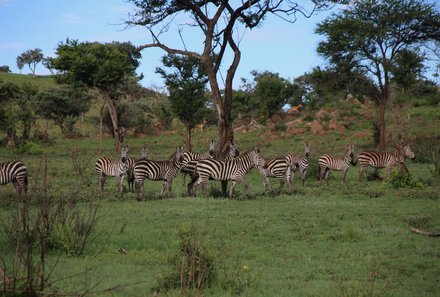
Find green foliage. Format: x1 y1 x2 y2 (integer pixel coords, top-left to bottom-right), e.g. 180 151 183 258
0 65 11 73
156 54 208 133
36 86 92 137
387 171 421 189
155 225 216 293
14 141 43 155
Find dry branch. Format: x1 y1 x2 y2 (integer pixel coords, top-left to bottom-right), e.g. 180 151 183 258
410 227 440 237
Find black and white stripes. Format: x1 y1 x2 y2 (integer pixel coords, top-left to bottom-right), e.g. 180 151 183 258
134 147 185 200
95 145 129 192
289 142 310 186
358 143 415 179
127 145 149 192
0 160 28 198
318 144 356 185
191 148 264 197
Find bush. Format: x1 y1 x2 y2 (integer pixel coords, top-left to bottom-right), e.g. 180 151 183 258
387 171 421 189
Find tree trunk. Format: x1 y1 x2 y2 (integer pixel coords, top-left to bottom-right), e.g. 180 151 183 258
378 100 386 150
100 91 121 153
186 124 192 152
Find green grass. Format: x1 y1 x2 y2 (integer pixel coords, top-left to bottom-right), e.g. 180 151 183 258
1 132 439 296
0 72 56 89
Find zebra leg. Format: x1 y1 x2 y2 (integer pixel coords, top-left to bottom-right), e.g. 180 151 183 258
167 178 174 198
159 180 168 198
325 169 330 186
135 180 143 201
301 169 306 187
342 169 348 183
263 176 271 194
119 175 125 192
99 174 106 192
359 165 366 181
277 177 284 195
286 170 292 193
229 181 237 198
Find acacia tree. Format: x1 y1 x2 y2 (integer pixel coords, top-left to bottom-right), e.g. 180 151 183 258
17 48 44 77
156 54 208 151
316 0 440 149
51 40 141 152
127 0 337 157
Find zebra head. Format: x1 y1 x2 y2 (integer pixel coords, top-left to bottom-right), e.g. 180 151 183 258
141 145 148 159
402 143 415 160
347 144 357 166
304 142 310 158
208 139 216 158
175 146 185 164
228 141 240 158
251 148 265 169
121 145 129 169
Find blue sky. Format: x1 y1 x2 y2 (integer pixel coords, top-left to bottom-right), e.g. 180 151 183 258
0 0 340 89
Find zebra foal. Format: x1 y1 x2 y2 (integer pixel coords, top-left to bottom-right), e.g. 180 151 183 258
95 145 129 193
318 144 356 185
192 148 264 198
0 160 28 199
126 145 149 192
134 147 185 200
290 142 310 186
358 142 415 180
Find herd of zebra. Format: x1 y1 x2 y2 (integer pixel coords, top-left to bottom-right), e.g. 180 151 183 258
0 140 415 200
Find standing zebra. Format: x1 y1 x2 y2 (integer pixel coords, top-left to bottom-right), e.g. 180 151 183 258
358 142 415 180
95 145 129 193
186 141 239 195
318 144 356 185
0 160 28 199
127 145 149 192
180 140 216 182
191 148 264 198
290 142 311 187
134 147 185 200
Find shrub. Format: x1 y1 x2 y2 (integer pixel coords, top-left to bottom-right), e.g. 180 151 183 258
387 171 421 189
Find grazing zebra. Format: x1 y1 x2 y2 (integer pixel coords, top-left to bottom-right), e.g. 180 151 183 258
258 155 293 194
134 147 185 200
358 143 415 180
318 144 356 185
180 140 216 182
0 160 28 199
290 142 311 186
127 145 149 192
191 148 264 198
95 145 129 192
186 141 240 195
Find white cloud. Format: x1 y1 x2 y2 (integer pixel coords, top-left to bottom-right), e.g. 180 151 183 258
0 0 15 7
0 42 24 49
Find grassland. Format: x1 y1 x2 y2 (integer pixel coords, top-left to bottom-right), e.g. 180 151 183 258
1 126 439 296
0 73 439 296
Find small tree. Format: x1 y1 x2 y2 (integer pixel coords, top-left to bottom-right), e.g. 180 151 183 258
36 86 92 137
51 39 141 152
17 48 44 77
156 54 208 151
0 65 11 73
16 56 24 74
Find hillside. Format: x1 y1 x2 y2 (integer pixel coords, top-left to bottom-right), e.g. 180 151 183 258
0 72 57 89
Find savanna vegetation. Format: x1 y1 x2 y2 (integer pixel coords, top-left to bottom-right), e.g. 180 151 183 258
1 0 440 296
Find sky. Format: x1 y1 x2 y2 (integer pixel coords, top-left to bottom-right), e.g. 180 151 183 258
0 0 343 90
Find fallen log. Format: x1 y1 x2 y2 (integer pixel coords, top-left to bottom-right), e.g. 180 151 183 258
410 227 440 237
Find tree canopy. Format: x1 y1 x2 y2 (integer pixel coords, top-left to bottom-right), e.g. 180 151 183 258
315 0 440 148
16 48 44 77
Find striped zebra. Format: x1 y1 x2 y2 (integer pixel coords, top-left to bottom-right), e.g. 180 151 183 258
95 145 129 192
258 155 293 194
191 148 264 198
180 140 216 182
358 143 415 180
186 141 239 195
127 145 149 192
290 142 310 186
318 144 356 185
134 147 185 200
0 160 28 198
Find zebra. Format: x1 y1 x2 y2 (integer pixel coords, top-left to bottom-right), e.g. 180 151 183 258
258 155 293 195
0 160 28 199
358 142 415 180
289 142 310 186
191 148 264 198
186 141 239 195
134 147 185 200
127 145 149 192
180 140 216 182
318 144 356 185
95 145 129 193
